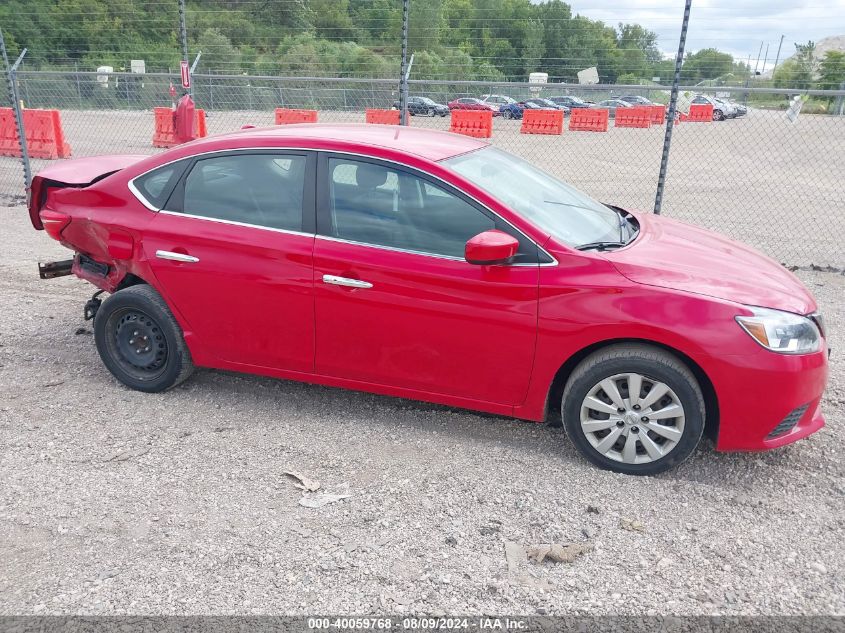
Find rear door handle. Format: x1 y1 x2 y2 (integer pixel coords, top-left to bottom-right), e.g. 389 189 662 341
156 250 199 263
322 274 373 289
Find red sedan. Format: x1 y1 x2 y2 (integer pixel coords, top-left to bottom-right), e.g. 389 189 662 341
28 124 828 475
447 97 501 115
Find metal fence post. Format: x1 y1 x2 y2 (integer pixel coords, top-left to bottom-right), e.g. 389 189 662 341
653 0 692 215
1 28 31 189
178 0 191 96
398 0 409 125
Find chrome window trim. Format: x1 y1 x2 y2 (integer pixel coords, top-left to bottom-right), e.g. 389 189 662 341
128 179 161 212
127 145 557 266
158 209 313 238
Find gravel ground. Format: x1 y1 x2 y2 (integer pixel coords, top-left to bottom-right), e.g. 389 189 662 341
0 209 843 616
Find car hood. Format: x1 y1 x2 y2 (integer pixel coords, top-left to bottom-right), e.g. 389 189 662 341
602 212 816 314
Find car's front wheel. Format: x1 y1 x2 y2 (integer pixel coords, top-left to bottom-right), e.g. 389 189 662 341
502 109 512 119
562 344 705 475
713 109 725 121
94 284 194 392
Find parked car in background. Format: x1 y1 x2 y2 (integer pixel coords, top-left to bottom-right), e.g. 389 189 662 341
713 98 738 119
522 98 570 114
733 102 748 117
691 95 728 121
29 124 828 476
499 102 525 119
547 95 592 109
619 95 663 106
447 97 501 115
591 99 633 118
392 96 449 117
481 94 518 108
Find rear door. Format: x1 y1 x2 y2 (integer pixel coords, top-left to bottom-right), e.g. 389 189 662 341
312 154 544 406
140 150 317 371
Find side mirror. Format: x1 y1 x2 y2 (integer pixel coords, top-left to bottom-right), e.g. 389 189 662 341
465 230 519 265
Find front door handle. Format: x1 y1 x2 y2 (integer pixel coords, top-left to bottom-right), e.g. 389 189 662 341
156 250 199 263
322 274 373 289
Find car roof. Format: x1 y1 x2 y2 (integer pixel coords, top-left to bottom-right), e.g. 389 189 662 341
206 123 488 162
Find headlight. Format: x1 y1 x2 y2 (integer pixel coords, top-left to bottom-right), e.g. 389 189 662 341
736 307 821 354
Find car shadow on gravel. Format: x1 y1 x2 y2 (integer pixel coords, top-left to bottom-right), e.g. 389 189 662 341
162 366 808 484
182 367 581 456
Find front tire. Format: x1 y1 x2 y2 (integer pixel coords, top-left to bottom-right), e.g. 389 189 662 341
561 344 704 475
502 109 512 120
713 109 725 121
94 285 194 392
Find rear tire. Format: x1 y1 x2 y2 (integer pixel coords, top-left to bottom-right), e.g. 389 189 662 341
714 109 725 121
503 110 512 120
94 285 194 392
561 344 705 475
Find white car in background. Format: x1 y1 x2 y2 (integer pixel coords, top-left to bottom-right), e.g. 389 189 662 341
691 95 732 121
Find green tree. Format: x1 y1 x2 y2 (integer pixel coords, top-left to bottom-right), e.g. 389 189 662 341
817 50 845 92
196 28 242 73
681 48 735 81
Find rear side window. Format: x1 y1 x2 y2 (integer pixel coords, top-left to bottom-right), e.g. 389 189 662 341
133 163 183 208
180 154 308 231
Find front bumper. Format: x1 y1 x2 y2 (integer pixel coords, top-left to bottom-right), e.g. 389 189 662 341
706 345 828 451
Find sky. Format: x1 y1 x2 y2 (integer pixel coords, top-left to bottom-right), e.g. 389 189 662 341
572 0 845 71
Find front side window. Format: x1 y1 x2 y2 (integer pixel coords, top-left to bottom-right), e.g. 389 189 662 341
444 147 622 248
324 157 537 261
180 154 307 231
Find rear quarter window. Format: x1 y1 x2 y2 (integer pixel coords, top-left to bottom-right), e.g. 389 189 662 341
133 162 185 209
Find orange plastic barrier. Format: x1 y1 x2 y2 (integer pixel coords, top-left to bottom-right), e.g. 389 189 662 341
365 109 400 125
569 108 609 132
649 105 666 124
449 110 493 138
520 109 564 135
679 104 713 122
614 106 652 129
0 107 71 159
153 106 207 148
275 108 318 125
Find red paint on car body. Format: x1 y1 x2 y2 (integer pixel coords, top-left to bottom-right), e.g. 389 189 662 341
29 124 828 453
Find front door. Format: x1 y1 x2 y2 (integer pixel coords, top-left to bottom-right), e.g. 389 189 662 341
142 150 317 371
312 154 541 406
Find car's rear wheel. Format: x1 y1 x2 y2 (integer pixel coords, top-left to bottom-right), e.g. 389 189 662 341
561 344 705 475
713 109 725 121
94 284 194 392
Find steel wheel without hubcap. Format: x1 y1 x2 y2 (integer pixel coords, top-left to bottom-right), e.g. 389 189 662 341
106 308 168 382
579 372 686 465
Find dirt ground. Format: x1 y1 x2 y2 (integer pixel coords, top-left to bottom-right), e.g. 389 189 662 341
0 198 843 614
0 107 842 267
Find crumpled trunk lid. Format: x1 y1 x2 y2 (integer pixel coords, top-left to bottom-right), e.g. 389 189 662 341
28 155 146 229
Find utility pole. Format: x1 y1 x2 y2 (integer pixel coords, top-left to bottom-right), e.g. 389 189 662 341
762 44 769 76
399 0 410 125
753 41 764 76
772 34 785 74
654 0 692 215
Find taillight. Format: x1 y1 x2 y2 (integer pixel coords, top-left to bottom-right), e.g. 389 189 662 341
39 209 71 241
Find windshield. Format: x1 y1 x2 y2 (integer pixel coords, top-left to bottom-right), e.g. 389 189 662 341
444 147 623 247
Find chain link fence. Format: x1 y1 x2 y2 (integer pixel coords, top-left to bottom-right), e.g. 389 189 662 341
1 70 843 268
